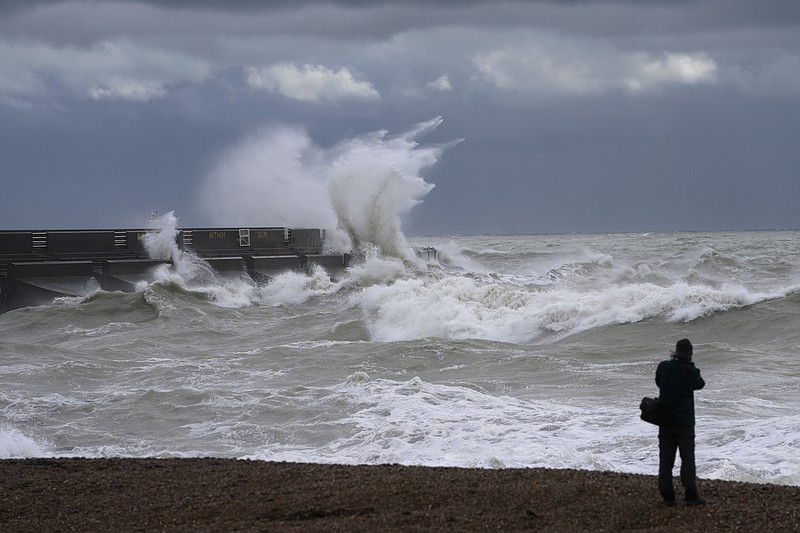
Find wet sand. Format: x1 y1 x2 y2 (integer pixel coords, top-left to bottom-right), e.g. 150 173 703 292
2 458 799 531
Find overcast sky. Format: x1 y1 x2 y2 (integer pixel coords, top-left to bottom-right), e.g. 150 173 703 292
1 0 798 235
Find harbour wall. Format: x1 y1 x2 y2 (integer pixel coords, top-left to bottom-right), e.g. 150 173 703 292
0 227 350 313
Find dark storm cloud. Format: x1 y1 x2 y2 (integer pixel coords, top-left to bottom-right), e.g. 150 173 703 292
409 90 800 235
4 1 799 51
1 0 798 233
0 0 629 12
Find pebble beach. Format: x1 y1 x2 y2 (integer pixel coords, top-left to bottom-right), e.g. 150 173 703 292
3 458 799 531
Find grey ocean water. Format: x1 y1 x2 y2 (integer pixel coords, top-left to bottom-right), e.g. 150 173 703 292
1 231 799 486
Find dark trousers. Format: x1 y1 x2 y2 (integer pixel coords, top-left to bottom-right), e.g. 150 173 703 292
658 424 699 501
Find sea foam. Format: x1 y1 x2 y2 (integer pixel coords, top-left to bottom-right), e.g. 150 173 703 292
0 427 46 458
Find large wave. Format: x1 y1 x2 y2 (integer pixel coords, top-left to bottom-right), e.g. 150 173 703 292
89 217 799 344
132 118 459 310
199 117 458 260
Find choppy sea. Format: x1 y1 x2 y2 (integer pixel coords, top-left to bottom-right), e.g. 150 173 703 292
1 230 798 486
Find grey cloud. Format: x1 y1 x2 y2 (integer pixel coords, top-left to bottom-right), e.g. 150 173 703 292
2 0 798 233
3 0 798 106
245 63 381 103
5 1 799 48
0 39 212 104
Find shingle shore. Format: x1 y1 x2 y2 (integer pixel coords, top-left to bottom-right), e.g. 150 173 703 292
2 458 799 531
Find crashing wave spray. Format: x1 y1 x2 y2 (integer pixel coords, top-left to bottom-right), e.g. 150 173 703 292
139 212 255 306
142 211 180 262
328 117 450 259
200 118 459 259
141 211 219 288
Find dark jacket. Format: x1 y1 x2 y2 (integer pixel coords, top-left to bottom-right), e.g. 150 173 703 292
656 358 705 426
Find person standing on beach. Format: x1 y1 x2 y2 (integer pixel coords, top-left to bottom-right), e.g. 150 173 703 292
656 338 706 506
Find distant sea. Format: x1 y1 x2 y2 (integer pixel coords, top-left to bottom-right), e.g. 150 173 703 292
2 230 798 486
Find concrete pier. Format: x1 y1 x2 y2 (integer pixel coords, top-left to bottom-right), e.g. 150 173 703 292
0 227 350 313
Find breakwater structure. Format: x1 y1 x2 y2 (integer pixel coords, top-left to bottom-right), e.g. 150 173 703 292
0 226 350 314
